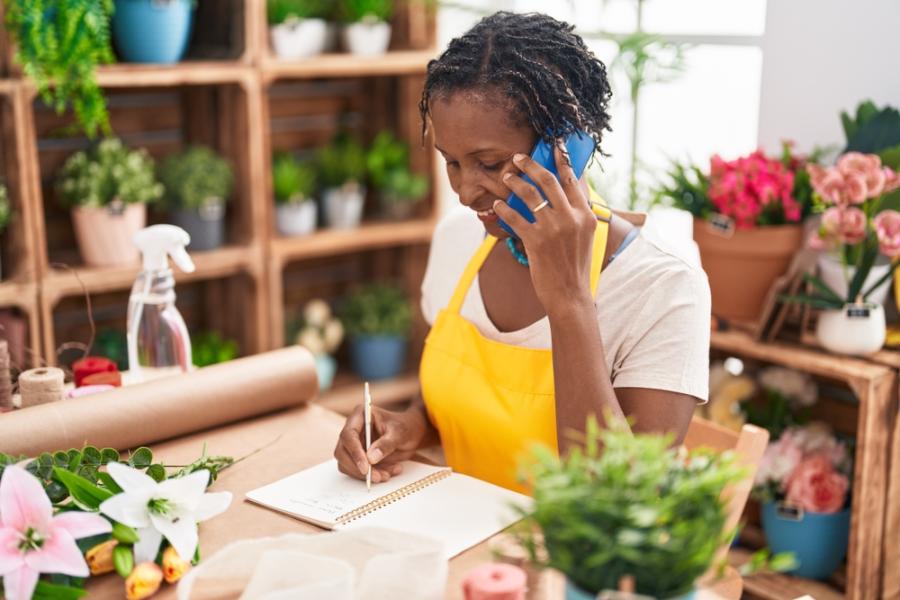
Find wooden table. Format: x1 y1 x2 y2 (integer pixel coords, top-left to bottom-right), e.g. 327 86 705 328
86 403 741 599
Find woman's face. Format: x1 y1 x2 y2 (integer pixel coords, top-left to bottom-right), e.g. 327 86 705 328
429 91 536 238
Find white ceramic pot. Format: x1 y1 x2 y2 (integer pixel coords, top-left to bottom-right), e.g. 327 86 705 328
816 303 886 355
342 21 391 56
72 202 146 267
270 19 328 59
276 200 317 236
323 184 365 229
817 254 892 305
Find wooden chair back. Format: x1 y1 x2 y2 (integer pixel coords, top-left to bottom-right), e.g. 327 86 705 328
684 416 769 559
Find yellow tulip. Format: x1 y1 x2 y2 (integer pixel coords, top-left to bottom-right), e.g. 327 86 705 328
162 546 191 583
85 539 118 576
125 562 163 600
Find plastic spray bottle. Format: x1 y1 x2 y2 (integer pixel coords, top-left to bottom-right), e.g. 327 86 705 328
127 225 195 383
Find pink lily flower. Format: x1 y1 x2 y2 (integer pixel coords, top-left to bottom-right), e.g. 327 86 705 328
0 466 111 600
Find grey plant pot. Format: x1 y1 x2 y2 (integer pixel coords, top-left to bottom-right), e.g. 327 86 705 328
171 198 226 251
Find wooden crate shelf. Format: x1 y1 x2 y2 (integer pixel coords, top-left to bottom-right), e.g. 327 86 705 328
261 50 434 83
41 244 263 304
712 329 895 599
94 62 253 88
270 220 435 266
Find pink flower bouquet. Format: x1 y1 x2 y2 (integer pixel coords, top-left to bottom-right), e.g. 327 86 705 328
793 152 900 308
754 423 851 513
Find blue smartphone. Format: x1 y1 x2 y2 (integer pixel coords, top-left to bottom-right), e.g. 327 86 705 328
498 130 596 239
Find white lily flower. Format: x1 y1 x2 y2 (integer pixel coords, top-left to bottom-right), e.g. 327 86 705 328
98 463 232 564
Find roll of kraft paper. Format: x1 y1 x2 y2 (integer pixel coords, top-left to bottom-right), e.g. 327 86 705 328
0 346 318 456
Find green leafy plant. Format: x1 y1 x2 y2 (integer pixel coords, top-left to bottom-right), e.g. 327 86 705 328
267 0 331 24
340 283 411 337
4 0 115 137
316 134 367 188
366 131 429 203
653 160 711 219
192 331 239 367
56 138 163 208
517 418 745 598
0 182 11 232
382 168 429 203
338 0 393 22
158 146 234 211
272 152 316 203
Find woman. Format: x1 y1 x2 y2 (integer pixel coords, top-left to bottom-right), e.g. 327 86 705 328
334 12 710 492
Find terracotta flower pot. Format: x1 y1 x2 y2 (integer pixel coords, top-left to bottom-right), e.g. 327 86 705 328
693 219 803 323
72 203 147 267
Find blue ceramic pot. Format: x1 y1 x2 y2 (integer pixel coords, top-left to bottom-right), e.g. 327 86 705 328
565 579 696 600
112 0 194 64
761 501 850 580
314 354 337 391
350 335 407 381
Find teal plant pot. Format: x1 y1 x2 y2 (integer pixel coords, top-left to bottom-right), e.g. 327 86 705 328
113 0 195 63
761 501 850 580
314 354 337 391
565 580 696 600
350 335 406 381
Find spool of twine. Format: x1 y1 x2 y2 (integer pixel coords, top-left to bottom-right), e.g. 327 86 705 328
19 367 65 408
0 340 11 411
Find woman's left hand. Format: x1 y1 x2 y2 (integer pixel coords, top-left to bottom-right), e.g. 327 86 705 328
493 140 598 316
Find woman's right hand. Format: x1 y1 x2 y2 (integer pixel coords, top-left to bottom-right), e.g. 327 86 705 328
333 404 428 483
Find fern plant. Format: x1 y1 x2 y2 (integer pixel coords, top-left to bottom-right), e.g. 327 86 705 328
4 0 116 137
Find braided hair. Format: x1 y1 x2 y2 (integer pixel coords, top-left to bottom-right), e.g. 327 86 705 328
419 12 612 152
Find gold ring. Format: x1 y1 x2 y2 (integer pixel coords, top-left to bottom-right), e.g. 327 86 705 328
533 200 550 213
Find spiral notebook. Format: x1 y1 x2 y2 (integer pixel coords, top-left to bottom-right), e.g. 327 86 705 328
246 459 531 558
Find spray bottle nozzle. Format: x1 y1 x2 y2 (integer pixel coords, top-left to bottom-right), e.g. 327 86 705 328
133 225 196 273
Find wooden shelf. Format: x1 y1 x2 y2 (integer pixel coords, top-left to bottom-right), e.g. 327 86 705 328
729 547 844 600
41 244 261 303
315 372 419 416
262 50 434 82
270 219 435 265
94 62 251 88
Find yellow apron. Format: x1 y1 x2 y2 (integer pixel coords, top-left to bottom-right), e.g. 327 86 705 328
420 204 610 493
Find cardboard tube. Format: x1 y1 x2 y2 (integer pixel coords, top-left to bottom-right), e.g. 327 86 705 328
0 346 318 456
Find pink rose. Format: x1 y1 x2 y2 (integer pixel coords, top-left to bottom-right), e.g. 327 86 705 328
874 209 900 258
837 152 881 177
884 167 900 194
817 170 847 205
820 206 843 235
843 172 868 204
807 163 828 191
756 435 803 487
822 206 867 244
785 455 849 513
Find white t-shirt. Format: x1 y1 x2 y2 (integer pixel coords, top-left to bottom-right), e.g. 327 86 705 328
420 206 711 402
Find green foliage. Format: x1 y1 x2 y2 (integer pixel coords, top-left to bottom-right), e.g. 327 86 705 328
340 283 411 337
316 134 368 188
158 146 234 211
95 328 128 370
267 0 331 23
56 138 163 209
338 0 393 22
4 0 115 137
0 181 11 232
192 330 239 367
653 160 711 218
33 580 88 600
741 389 809 441
113 543 134 577
366 131 430 203
272 152 316 203
517 419 745 598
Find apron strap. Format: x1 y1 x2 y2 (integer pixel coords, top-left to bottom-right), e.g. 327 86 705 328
447 189 611 315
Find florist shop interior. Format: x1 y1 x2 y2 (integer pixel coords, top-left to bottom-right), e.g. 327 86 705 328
0 1 899 599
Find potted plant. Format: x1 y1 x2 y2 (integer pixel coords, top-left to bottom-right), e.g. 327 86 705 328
295 299 344 391
786 153 900 355
4 0 114 137
192 331 239 367
340 284 410 380
273 153 318 236
158 146 234 252
268 0 331 59
366 131 429 220
112 0 196 64
517 419 746 599
656 142 816 323
339 0 393 56
316 134 368 230
754 423 852 580
56 139 163 268
0 183 10 281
